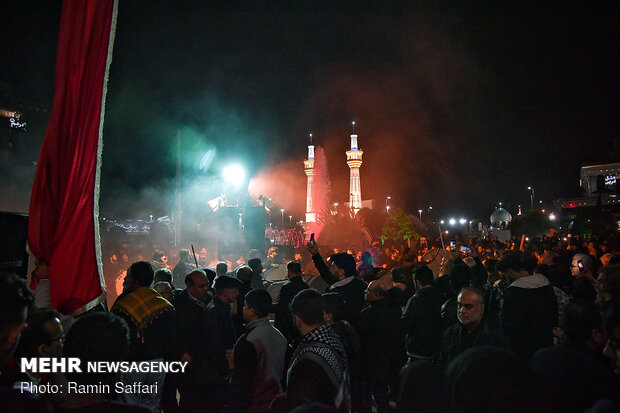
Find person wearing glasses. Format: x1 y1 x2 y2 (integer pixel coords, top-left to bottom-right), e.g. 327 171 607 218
1 307 64 397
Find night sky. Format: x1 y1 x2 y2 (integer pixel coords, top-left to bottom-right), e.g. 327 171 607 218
2 1 619 223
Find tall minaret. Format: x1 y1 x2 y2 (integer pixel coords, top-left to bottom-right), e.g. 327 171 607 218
304 134 316 223
346 122 363 214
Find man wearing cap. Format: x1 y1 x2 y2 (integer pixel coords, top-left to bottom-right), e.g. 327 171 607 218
200 275 243 413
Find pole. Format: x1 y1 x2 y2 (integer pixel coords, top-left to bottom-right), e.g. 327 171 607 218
438 222 445 250
174 129 182 247
191 244 199 267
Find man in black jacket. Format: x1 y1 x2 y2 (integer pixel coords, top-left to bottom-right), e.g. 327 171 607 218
273 289 350 413
308 241 366 328
172 249 195 289
439 287 510 367
175 269 211 412
233 266 254 339
248 258 266 291
274 261 309 345
497 251 558 361
402 265 444 360
0 273 48 413
359 281 404 413
200 275 243 413
532 300 620 413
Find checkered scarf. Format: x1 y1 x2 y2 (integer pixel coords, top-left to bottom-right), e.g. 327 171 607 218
290 323 348 383
111 286 174 342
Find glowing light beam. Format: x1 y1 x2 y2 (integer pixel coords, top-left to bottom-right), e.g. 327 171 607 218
223 164 245 187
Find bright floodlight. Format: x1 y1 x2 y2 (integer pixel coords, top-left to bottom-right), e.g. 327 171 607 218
449 218 456 226
223 164 245 187
459 218 467 225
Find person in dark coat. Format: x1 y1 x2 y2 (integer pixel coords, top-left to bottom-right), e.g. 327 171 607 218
402 265 444 360
0 273 48 413
248 258 266 290
532 301 620 413
398 360 446 413
446 346 549 413
439 287 510 367
323 292 362 413
308 241 367 328
174 269 211 412
570 253 597 302
56 312 151 413
200 275 243 413
497 251 558 361
233 266 254 339
172 249 196 290
273 289 350 413
359 281 404 413
440 262 471 329
274 261 309 345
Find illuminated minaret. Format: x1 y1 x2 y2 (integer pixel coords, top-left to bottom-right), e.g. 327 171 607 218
304 134 316 223
346 122 363 214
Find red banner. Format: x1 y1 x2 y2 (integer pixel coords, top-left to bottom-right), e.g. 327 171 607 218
28 0 117 315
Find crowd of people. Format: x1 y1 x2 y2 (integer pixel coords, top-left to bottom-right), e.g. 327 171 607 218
1 232 620 413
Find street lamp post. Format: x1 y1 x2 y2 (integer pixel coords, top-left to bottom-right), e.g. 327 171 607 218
289 215 292 226
527 186 535 209
386 196 391 212
418 209 423 220
280 209 285 227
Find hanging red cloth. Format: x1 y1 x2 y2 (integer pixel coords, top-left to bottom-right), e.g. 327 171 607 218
28 0 118 315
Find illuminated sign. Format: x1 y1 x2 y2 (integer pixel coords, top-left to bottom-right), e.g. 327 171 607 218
605 175 617 186
9 117 27 129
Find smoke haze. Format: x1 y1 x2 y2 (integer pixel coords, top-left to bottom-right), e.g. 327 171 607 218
1 2 618 224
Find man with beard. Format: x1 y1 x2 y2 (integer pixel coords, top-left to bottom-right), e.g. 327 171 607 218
439 287 510 367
